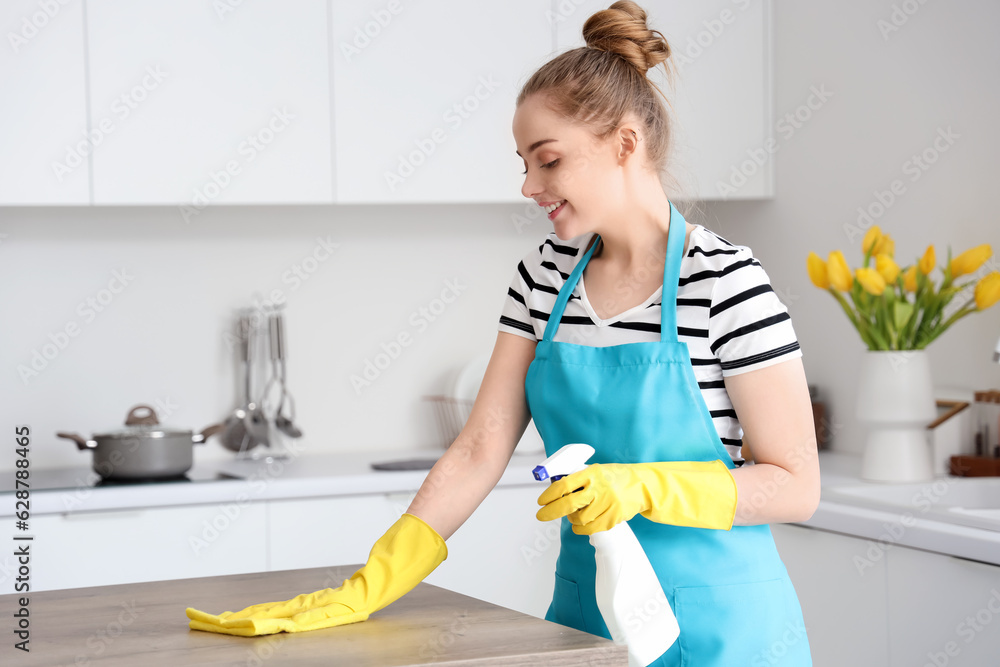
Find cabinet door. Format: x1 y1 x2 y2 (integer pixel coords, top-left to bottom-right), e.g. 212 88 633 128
555 0 773 200
771 523 889 667
267 494 400 579
86 0 332 205
29 503 268 592
887 547 1000 667
330 0 553 203
0 0 90 203
418 485 559 620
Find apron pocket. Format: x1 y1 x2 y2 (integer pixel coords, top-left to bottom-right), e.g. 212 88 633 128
548 571 588 634
674 577 811 667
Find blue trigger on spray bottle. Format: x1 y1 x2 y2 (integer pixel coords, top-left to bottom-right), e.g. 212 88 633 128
535 443 680 667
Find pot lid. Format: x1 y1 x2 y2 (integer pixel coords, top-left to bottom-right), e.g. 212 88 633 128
93 404 193 440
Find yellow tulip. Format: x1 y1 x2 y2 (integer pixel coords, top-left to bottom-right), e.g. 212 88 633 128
807 252 829 289
950 244 992 279
856 267 887 296
874 234 895 257
903 265 918 292
827 250 853 291
975 271 1000 310
919 245 936 275
862 226 882 255
875 253 900 284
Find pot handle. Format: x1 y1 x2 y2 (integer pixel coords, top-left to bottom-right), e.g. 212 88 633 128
125 404 159 426
193 422 225 445
56 432 96 450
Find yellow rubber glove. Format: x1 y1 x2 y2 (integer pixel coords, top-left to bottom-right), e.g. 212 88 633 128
185 512 447 636
536 460 737 535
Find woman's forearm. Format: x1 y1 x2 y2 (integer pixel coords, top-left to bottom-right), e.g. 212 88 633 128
730 455 821 526
404 435 510 541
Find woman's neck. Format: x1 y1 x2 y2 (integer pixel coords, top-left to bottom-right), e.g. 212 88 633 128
591 188 675 270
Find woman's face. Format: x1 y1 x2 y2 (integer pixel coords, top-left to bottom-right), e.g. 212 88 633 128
513 93 632 241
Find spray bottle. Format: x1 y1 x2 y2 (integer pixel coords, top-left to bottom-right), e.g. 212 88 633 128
534 443 679 667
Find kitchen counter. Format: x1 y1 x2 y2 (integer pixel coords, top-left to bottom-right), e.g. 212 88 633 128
0 564 626 666
3 448 997 566
804 451 1000 565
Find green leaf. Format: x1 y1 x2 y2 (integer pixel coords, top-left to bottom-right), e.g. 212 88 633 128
893 300 914 331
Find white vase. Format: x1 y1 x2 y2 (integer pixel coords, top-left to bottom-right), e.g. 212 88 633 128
855 350 937 482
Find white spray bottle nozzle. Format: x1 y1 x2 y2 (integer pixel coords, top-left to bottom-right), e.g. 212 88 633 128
532 443 595 482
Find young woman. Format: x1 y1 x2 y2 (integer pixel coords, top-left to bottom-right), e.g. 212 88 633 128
188 2 820 664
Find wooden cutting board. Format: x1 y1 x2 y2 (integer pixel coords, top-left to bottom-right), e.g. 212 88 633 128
1 564 627 666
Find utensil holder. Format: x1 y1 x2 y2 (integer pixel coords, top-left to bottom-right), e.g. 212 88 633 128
228 303 299 460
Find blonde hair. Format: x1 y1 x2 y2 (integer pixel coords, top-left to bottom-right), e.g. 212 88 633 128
517 1 693 203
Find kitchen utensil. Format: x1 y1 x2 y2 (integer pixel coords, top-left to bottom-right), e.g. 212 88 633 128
272 312 302 438
57 404 223 480
244 314 271 451
220 315 254 453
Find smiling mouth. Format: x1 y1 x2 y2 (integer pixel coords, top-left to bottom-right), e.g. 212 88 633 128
544 201 566 217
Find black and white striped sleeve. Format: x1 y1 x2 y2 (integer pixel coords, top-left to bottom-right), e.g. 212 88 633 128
497 246 540 341
708 246 802 376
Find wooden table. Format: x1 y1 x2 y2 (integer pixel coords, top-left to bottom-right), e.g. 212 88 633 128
1 564 626 665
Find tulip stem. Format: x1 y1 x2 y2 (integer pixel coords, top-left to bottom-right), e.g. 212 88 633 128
829 289 877 349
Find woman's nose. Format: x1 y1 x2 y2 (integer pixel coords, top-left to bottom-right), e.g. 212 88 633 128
521 171 541 200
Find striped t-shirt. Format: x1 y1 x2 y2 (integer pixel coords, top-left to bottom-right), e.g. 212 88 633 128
497 224 803 467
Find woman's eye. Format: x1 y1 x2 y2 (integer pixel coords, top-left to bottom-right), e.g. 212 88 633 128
521 159 559 175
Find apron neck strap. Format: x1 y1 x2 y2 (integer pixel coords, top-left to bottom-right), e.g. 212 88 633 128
660 201 684 343
541 234 601 342
540 201 685 343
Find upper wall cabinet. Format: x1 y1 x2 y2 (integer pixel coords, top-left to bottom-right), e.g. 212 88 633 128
555 0 773 200
86 0 332 205
0 0 90 204
1 2 773 206
330 0 555 204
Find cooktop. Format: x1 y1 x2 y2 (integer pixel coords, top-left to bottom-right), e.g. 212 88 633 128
0 464 241 494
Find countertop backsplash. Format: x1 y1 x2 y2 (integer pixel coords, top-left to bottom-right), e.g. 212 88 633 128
0 205 551 471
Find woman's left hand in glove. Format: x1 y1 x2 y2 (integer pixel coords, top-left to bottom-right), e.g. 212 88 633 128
535 460 738 535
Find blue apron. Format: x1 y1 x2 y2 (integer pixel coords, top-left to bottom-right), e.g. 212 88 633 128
524 201 812 666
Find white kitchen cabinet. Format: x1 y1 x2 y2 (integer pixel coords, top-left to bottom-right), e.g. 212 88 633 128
886 547 1000 667
555 0 774 200
85 0 332 205
29 503 268 592
0 0 90 204
267 493 401 577
266 484 558 619
771 523 889 667
422 484 559 620
330 0 554 203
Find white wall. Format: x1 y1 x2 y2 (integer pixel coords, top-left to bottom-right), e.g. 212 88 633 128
0 204 551 470
2 1 999 471
696 0 1000 454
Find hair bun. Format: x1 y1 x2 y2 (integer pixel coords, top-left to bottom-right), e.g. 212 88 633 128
582 1 670 77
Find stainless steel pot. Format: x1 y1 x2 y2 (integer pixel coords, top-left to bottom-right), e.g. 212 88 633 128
57 404 223 480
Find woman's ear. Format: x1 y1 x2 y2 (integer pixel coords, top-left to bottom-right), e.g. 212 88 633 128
617 126 640 159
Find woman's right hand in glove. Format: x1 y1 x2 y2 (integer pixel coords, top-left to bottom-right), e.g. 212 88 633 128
185 512 448 637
